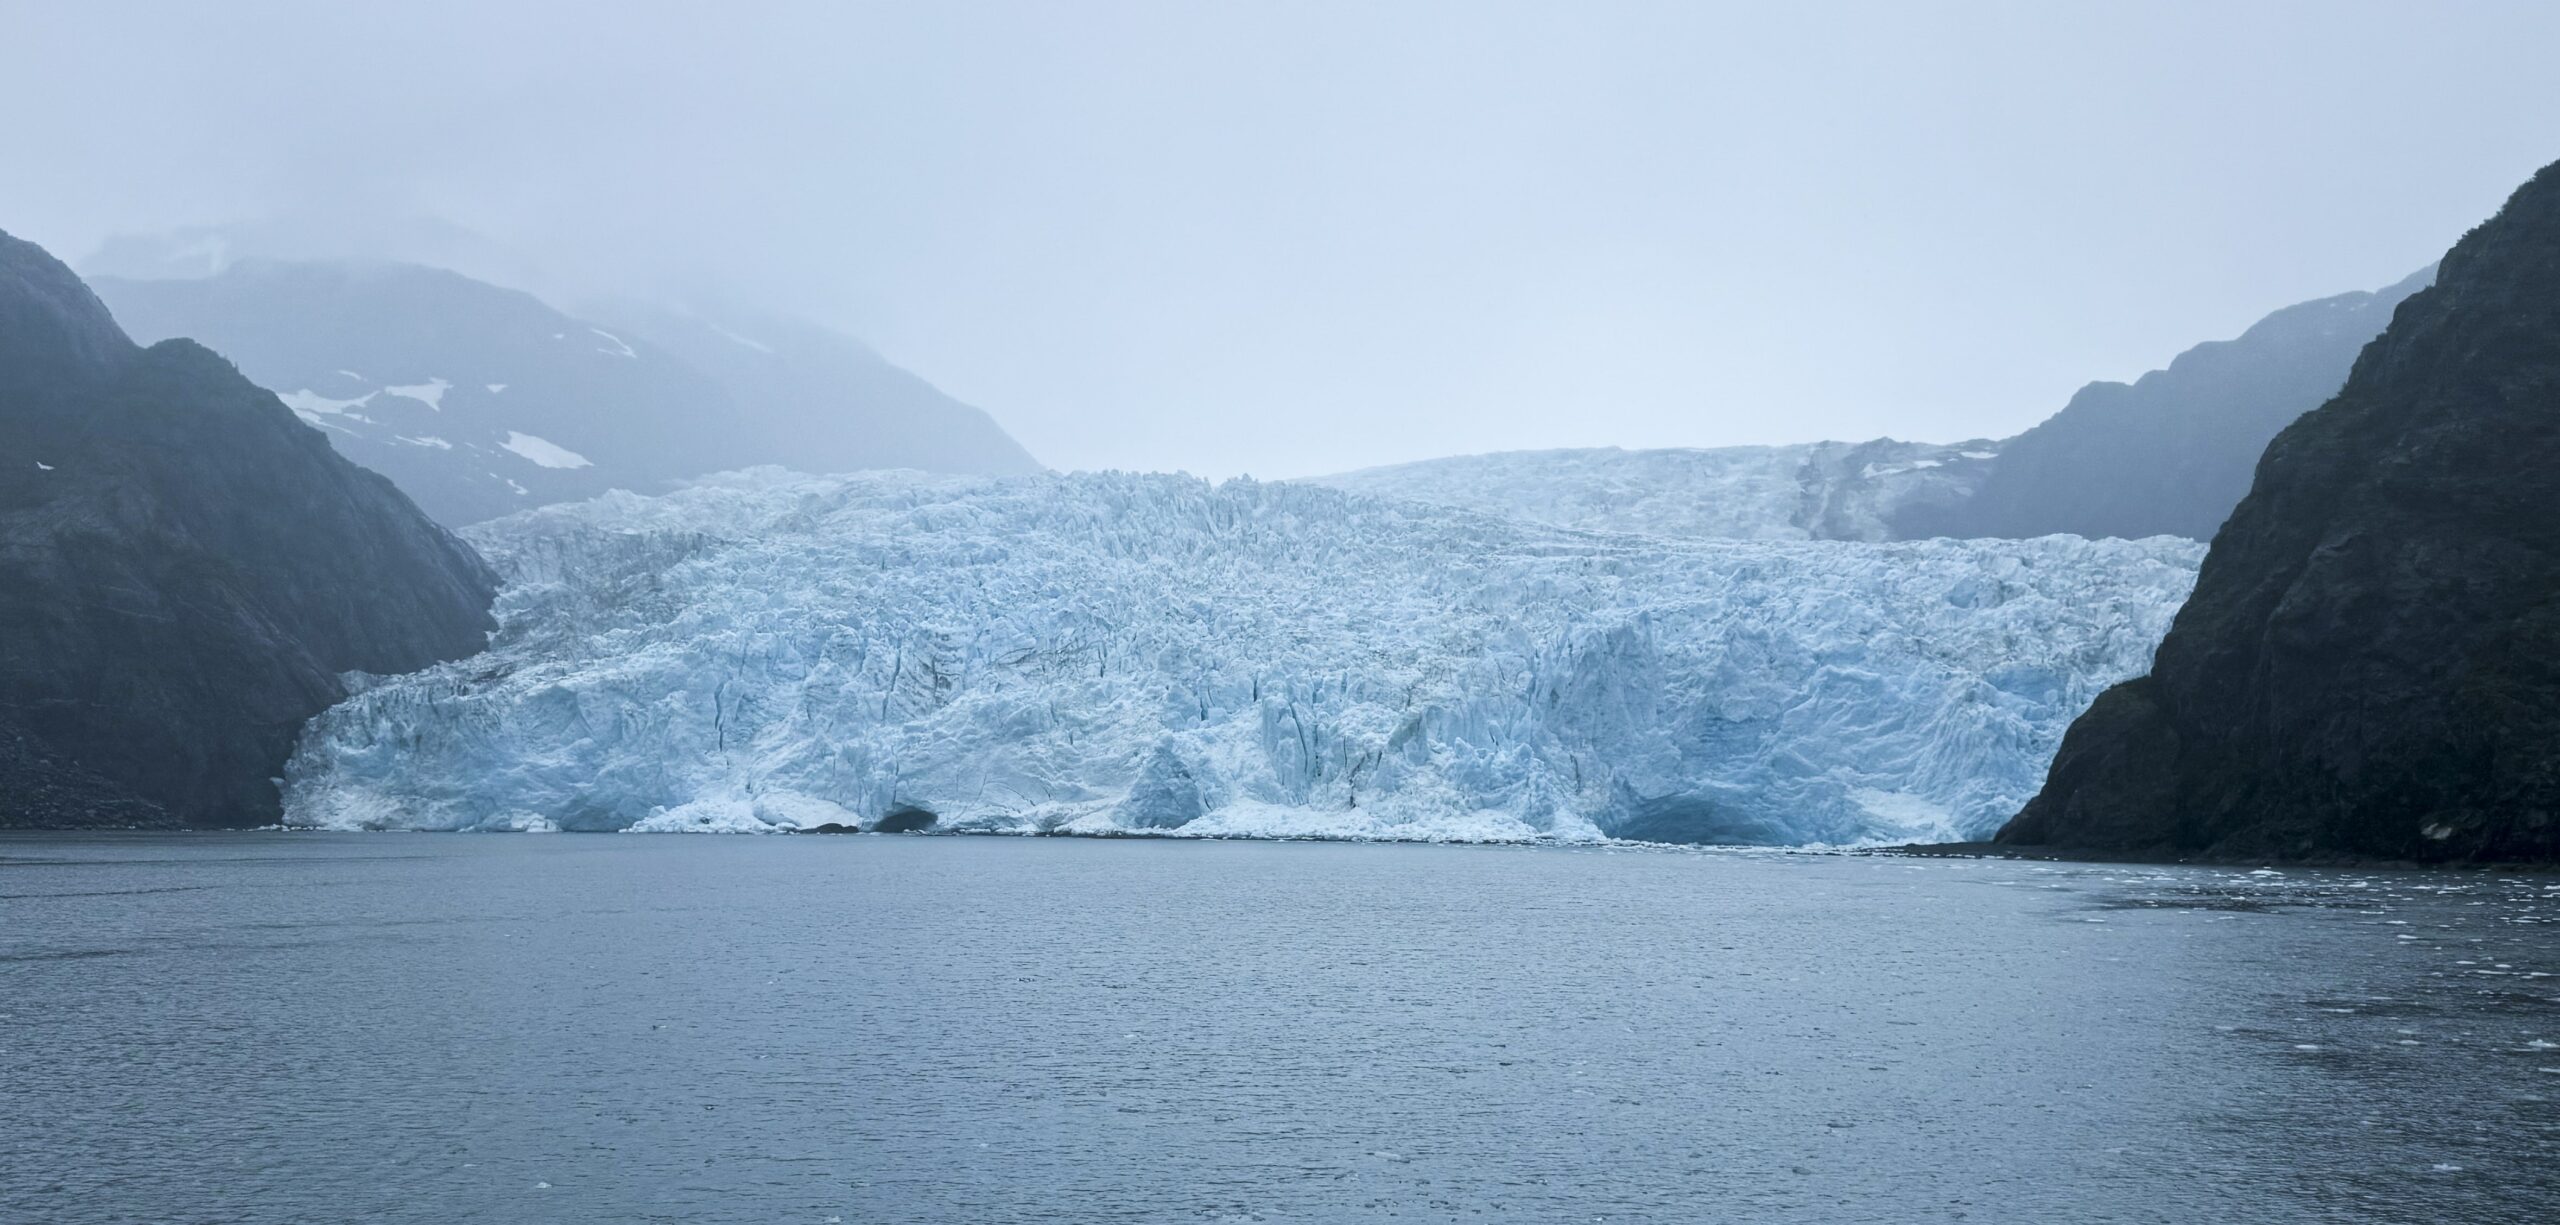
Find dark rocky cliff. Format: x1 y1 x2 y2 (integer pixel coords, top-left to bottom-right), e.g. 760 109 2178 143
0 231 497 827
1900 267 2431 542
1999 161 2560 861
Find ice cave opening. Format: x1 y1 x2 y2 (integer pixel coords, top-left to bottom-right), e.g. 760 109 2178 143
873 807 941 834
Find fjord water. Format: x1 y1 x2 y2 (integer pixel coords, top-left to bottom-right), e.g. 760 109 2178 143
4 836 2555 1224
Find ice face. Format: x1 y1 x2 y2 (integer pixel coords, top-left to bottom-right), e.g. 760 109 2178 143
283 469 2200 843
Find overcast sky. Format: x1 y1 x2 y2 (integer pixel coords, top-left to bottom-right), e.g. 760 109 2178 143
5 1 2555 477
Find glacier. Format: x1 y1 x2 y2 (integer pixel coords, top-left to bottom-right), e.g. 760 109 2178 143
1305 439 1998 541
283 469 2200 844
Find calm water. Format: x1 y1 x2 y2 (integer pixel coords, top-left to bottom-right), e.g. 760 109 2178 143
4 835 2557 1224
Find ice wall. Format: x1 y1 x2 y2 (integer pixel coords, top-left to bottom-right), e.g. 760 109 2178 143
284 469 2199 843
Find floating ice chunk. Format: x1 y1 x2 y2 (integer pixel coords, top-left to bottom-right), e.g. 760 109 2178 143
473 811 559 833
748 790 858 830
500 431 592 469
486 383 508 394
624 795 794 833
396 435 454 449
33 461 51 471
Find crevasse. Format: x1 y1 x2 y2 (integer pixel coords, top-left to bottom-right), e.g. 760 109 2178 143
283 469 2199 843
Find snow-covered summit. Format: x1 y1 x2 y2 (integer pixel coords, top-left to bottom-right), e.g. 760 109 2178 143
1304 439 1995 541
285 469 2198 844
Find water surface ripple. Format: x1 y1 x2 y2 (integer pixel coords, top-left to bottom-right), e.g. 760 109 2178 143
3 834 2555 1223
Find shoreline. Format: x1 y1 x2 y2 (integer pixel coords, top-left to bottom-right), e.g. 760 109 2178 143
8 823 2558 871
1875 839 2560 872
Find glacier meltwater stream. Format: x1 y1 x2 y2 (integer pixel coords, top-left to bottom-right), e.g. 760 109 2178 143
5 834 2557 1224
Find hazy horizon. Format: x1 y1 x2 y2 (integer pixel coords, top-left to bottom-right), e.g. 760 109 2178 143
5 0 2555 477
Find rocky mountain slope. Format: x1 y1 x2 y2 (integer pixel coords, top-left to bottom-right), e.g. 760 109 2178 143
599 302 1042 480
0 232 496 827
1999 160 2560 861
90 260 1039 526
284 469 2197 843
1319 272 2424 545
1903 266 2434 541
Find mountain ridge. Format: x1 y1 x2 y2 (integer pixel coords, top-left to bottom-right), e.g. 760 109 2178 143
0 230 497 827
1308 268 2429 546
1902 265 2436 541
89 256 1042 526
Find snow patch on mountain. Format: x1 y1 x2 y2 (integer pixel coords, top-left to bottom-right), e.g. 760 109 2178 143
284 470 2200 843
501 431 592 469
381 378 451 411
708 322 774 354
278 389 379 431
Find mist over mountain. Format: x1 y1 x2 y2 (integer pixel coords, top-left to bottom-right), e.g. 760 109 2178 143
1316 270 2427 547
595 301 1041 478
89 253 1040 526
0 231 494 828
81 216 544 293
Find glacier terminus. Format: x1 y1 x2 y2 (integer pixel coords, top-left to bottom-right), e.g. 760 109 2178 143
285 469 2199 844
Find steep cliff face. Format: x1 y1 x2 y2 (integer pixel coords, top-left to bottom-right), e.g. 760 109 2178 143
2000 162 2560 861
0 231 497 828
1901 267 2432 542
